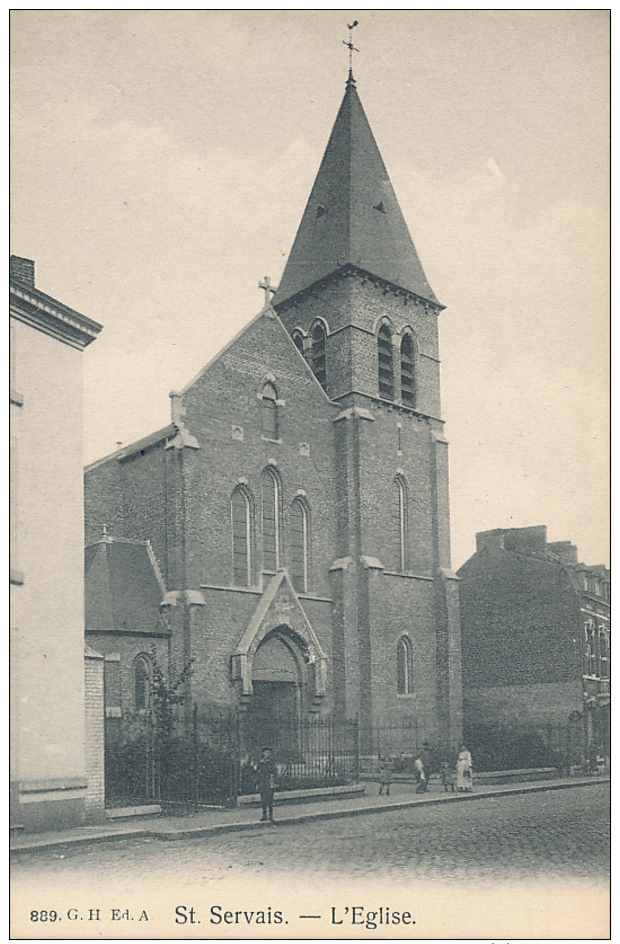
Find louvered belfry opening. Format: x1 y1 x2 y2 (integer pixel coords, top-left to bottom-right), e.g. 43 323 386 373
401 334 415 407
378 325 394 400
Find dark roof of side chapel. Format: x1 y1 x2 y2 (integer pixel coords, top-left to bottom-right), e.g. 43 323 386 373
272 75 441 308
85 537 168 635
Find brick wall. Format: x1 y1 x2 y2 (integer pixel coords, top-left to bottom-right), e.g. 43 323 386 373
84 647 105 821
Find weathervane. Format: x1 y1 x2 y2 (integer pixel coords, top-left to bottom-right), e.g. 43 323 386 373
343 20 359 79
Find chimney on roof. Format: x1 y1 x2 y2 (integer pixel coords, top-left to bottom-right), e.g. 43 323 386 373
475 529 506 553
503 526 548 555
10 255 35 287
548 541 579 565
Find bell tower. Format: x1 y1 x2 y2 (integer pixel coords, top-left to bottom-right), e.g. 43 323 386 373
273 72 462 752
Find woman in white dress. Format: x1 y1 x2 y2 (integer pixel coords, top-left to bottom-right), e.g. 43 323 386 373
456 745 473 792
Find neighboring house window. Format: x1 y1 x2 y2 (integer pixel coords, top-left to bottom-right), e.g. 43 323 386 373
599 627 610 679
311 322 327 390
290 498 309 593
584 621 597 677
292 331 305 356
397 636 413 694
378 325 394 400
231 486 252 586
400 334 416 407
261 468 280 573
134 655 152 710
261 382 278 439
393 476 408 572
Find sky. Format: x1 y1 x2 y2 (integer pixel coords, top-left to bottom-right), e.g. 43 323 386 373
10 9 609 570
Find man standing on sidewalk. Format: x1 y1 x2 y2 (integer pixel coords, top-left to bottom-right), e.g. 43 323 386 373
256 747 277 823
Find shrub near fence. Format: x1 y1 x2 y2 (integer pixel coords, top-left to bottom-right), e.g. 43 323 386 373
464 721 584 773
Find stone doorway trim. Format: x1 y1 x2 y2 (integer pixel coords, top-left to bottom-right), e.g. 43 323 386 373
230 569 327 698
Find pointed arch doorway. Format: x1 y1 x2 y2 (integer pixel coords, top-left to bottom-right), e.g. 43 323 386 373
246 627 304 763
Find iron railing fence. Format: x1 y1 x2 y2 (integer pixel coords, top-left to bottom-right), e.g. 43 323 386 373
105 708 359 810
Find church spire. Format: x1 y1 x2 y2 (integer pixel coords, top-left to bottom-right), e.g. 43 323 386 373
272 75 440 308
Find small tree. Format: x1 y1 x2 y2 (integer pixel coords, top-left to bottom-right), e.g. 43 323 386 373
149 647 194 800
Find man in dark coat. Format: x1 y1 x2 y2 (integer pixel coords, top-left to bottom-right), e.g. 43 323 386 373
256 747 277 822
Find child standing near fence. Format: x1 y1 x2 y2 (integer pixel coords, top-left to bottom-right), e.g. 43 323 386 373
378 755 393 796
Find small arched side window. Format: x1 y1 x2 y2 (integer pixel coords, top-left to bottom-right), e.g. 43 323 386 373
393 476 408 572
397 636 413 695
134 655 152 710
231 486 252 586
261 468 280 574
290 497 309 593
378 325 394 400
400 334 416 407
261 382 278 439
311 322 327 391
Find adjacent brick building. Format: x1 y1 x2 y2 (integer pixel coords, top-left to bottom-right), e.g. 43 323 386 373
84 72 463 756
458 526 610 769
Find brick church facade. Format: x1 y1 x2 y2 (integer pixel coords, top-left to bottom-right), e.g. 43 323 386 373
84 73 463 754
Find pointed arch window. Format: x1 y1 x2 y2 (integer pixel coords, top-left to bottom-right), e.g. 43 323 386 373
261 468 280 574
261 382 278 439
392 476 408 572
397 636 414 694
378 325 394 400
231 486 252 586
401 334 416 407
311 322 327 391
290 498 309 593
134 654 152 710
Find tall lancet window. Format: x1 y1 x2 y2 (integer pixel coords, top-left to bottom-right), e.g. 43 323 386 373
378 325 394 400
397 636 414 694
311 322 327 390
392 476 408 572
261 382 278 439
231 486 252 586
400 334 416 407
134 654 152 710
261 468 280 574
290 497 309 593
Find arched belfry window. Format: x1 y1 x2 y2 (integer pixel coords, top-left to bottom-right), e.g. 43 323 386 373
401 334 416 407
261 382 278 439
134 654 152 710
231 486 252 586
397 636 413 695
378 325 394 400
261 468 281 574
393 476 408 572
311 322 327 391
290 497 309 593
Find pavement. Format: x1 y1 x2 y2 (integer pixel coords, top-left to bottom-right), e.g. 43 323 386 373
10 773 608 856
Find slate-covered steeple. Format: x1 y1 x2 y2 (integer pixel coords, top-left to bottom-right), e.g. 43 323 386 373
272 75 440 308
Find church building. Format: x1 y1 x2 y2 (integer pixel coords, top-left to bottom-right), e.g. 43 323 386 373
84 70 462 756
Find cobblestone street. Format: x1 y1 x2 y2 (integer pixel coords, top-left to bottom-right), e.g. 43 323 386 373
12 783 609 885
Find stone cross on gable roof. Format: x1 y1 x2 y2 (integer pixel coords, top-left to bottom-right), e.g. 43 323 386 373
258 276 277 307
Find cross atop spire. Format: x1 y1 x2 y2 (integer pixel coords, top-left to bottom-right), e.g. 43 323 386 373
342 20 359 83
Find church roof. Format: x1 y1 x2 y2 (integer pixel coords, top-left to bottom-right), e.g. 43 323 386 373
272 76 440 308
85 536 168 635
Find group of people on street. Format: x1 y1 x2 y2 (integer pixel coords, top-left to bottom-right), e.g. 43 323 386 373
251 743 474 823
378 744 474 795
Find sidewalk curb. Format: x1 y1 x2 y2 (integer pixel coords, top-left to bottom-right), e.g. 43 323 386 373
10 777 608 856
